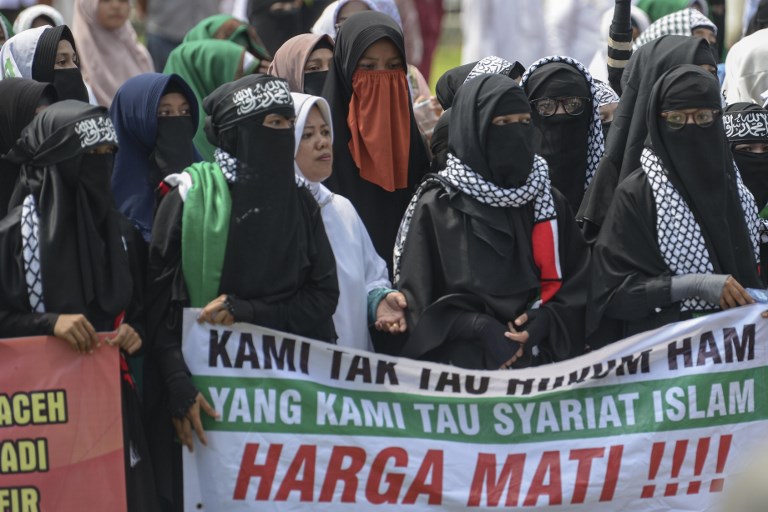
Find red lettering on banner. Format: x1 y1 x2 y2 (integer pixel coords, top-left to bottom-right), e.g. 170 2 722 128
233 443 282 500
274 445 316 501
402 450 443 505
569 448 604 504
524 451 562 506
365 447 408 504
640 435 733 499
468 446 625 507
319 446 366 502
467 453 526 507
600 445 624 501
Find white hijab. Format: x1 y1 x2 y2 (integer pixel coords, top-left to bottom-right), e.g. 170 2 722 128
291 92 335 205
723 28 768 106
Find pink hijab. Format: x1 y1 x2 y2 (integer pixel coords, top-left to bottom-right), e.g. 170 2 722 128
72 0 153 107
268 33 334 93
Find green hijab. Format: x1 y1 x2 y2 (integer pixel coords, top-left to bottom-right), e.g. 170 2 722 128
636 0 706 22
184 14 270 62
0 13 13 44
163 40 244 161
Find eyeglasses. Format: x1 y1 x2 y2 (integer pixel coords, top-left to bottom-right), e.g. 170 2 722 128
530 97 590 117
660 109 720 129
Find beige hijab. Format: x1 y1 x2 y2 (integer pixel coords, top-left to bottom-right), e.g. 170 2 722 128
72 0 153 107
268 33 334 93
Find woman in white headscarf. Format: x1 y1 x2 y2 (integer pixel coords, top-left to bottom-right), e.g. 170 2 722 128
12 4 65 32
291 92 407 350
722 28 768 106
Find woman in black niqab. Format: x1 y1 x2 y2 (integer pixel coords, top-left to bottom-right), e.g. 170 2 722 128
0 99 159 512
577 35 718 241
523 60 601 211
1 100 132 327
589 65 762 342
0 78 56 219
394 73 590 370
723 102 768 212
145 74 339 509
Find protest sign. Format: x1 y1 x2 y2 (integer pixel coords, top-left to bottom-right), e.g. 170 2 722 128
0 336 125 512
182 305 768 511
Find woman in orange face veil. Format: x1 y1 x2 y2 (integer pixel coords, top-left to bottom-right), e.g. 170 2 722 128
321 10 429 273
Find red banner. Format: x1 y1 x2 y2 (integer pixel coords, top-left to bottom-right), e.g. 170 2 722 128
0 335 126 512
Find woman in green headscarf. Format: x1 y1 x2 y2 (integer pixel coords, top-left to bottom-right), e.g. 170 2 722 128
183 14 271 73
0 12 13 47
163 39 254 161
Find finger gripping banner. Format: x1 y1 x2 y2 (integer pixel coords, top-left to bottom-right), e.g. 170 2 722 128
181 306 768 511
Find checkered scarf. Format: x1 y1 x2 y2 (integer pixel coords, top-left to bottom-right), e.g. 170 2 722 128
464 56 514 84
594 80 620 108
520 55 606 192
642 147 760 312
394 153 563 302
634 8 717 49
21 194 44 313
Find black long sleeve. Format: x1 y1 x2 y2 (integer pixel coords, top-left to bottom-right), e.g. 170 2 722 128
145 191 197 417
227 192 340 342
0 311 58 337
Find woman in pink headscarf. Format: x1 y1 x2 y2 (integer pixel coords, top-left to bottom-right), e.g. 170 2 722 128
72 0 154 107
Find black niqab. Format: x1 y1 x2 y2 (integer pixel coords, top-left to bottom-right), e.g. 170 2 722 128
724 102 768 209
0 78 56 218
647 65 761 287
203 75 309 299
31 26 89 102
577 36 717 240
525 62 592 209
0 100 131 328
450 76 534 189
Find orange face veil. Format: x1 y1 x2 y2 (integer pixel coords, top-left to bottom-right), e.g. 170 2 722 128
346 68 411 192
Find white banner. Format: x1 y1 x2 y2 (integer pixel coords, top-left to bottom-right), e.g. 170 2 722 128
181 305 768 511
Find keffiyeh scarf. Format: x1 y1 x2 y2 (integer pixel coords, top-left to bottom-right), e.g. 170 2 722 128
464 56 514 84
394 153 563 302
21 194 44 313
642 147 760 311
634 8 717 48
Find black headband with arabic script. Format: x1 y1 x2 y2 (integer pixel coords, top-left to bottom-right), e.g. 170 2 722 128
203 74 294 143
723 102 768 144
5 100 117 167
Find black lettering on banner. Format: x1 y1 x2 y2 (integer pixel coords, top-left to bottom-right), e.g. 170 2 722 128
209 329 233 368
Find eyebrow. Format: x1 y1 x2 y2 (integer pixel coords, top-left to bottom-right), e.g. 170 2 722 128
158 101 189 107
